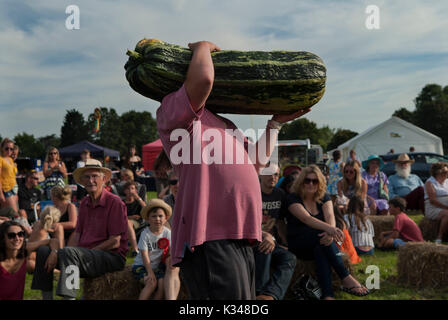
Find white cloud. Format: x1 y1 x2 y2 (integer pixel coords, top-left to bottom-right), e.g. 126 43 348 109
1 0 447 143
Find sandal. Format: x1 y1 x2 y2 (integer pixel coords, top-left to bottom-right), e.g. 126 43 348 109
340 285 370 297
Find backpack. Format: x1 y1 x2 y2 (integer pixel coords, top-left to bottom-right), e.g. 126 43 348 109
291 274 322 300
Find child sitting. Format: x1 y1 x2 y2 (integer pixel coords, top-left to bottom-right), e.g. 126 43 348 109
132 199 173 300
378 197 424 249
345 196 375 256
333 204 362 264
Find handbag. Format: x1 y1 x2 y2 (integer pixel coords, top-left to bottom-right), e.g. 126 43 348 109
291 274 322 300
378 172 389 200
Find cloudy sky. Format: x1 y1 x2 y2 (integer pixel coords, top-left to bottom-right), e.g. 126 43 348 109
1 0 447 141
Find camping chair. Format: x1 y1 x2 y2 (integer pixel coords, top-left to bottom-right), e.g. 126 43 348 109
33 200 54 222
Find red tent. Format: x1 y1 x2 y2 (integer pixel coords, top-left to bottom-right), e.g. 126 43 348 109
142 139 163 171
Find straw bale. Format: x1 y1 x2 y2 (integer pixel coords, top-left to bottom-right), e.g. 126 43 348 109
83 266 143 300
284 254 353 299
397 242 448 289
418 217 447 241
368 215 395 246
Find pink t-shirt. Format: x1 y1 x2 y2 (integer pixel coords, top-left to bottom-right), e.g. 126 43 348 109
393 212 424 242
0 259 26 300
76 189 129 258
157 85 262 265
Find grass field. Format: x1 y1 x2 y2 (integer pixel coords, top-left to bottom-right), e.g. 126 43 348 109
22 212 448 300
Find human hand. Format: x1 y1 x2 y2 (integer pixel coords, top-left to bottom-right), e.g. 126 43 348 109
325 226 345 243
144 272 157 286
318 232 334 246
258 233 275 254
271 108 311 124
45 250 58 272
188 41 221 53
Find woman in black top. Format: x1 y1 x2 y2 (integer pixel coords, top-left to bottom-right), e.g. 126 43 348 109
286 165 369 299
123 181 146 256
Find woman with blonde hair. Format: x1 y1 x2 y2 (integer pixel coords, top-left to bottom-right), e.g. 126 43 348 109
43 147 67 200
50 185 77 244
337 161 373 214
0 138 19 213
27 205 64 272
286 165 369 299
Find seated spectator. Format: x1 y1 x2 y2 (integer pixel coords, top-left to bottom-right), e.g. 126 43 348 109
254 165 296 300
111 169 147 201
345 196 375 256
132 199 180 300
50 186 77 245
0 221 60 300
163 170 179 227
123 181 147 256
31 164 128 299
286 165 369 299
76 149 101 202
388 154 424 212
278 174 297 195
42 147 67 200
424 162 448 243
333 204 362 264
153 150 172 199
378 197 424 249
27 206 64 272
337 161 372 214
362 155 389 215
18 170 43 224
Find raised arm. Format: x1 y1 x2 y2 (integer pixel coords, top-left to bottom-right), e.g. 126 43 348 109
184 41 221 112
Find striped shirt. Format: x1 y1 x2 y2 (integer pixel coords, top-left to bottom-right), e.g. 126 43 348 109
344 214 375 248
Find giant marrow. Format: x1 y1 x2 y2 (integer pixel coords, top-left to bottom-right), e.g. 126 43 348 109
124 38 326 115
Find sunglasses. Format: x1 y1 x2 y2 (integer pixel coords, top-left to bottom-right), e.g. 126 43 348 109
304 178 319 185
169 179 178 185
7 231 25 239
31 177 39 180
345 170 355 174
49 152 58 155
4 147 14 151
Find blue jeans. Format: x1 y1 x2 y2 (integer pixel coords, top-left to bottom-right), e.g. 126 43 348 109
288 228 350 298
253 245 297 300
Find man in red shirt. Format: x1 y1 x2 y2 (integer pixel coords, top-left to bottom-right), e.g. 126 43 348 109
31 164 128 299
378 197 424 249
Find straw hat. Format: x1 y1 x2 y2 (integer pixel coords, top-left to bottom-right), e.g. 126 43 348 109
392 153 415 164
141 198 172 221
72 164 112 186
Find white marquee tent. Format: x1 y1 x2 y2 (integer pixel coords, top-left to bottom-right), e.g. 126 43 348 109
336 116 444 162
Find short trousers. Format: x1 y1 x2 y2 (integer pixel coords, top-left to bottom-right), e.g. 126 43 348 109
3 188 17 198
393 238 407 249
132 264 166 281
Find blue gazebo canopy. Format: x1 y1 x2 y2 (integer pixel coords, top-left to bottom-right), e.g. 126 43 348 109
58 140 120 159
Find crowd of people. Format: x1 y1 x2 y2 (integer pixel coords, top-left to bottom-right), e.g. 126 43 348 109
1 40 448 301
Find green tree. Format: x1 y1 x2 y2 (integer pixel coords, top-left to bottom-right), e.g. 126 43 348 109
39 134 61 154
279 118 334 151
119 110 158 155
392 107 415 124
13 132 45 158
60 109 91 147
327 129 358 151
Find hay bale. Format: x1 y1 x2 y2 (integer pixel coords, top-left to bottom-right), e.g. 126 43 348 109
418 217 445 241
368 215 395 246
397 242 448 289
284 254 353 299
83 265 143 300
83 265 189 300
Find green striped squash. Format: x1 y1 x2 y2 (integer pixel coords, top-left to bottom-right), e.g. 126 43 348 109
124 38 326 115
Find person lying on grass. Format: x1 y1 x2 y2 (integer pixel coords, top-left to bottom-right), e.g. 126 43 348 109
132 199 180 300
378 197 424 249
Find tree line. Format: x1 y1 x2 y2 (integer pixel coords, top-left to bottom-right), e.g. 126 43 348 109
2 82 445 160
